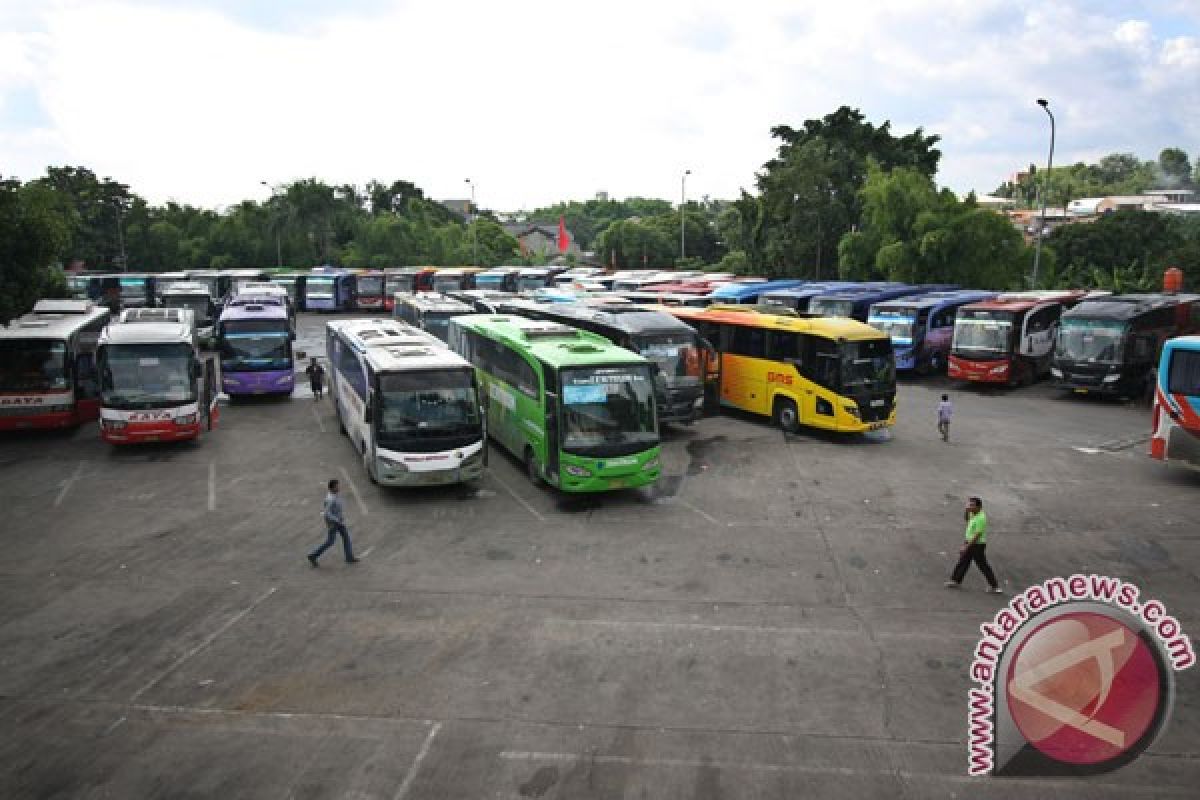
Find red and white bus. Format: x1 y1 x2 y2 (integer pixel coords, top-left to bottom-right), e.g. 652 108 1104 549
1151 335 1200 470
0 299 109 431
948 291 1091 386
96 308 219 444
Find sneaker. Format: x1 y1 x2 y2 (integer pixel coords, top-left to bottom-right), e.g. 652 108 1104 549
307 555 318 568
943 581 960 588
987 587 1004 594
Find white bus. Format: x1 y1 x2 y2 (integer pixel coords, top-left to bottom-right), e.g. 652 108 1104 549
0 299 109 431
326 318 486 487
393 293 474 343
97 308 218 444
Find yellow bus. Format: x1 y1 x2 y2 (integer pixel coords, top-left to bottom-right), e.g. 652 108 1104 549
666 306 897 433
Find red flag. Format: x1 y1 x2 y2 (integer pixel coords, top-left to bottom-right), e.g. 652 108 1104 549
557 216 569 253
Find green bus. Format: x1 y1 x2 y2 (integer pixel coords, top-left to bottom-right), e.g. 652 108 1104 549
447 314 661 492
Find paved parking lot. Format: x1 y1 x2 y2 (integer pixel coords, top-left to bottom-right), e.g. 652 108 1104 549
1 311 1198 798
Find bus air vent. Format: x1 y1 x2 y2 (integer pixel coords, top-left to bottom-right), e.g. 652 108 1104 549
564 343 603 353
18 320 51 328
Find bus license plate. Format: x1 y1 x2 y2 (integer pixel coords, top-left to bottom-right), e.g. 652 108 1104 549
1074 389 1089 394
870 399 885 407
869 422 886 431
609 478 626 489
144 435 159 442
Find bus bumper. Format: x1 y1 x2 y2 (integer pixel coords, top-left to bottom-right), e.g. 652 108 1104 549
222 372 295 395
555 450 662 492
1051 367 1135 396
102 420 201 444
948 357 1010 383
0 410 75 431
374 451 486 486
658 392 704 424
893 348 917 371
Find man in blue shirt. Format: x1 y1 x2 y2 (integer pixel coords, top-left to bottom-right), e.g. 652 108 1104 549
308 479 358 566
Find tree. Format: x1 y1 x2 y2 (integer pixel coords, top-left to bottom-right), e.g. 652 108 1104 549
0 178 70 323
1045 209 1184 289
594 219 674 268
1158 148 1192 187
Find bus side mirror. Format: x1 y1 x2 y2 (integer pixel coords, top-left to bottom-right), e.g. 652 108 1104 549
364 394 373 424
193 362 203 379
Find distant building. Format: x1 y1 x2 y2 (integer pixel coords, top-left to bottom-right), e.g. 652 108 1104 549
595 191 609 202
501 223 582 257
441 198 471 216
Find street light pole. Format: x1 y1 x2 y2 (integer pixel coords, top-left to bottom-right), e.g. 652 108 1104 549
1032 98 1055 288
465 178 478 265
680 169 691 265
260 181 282 268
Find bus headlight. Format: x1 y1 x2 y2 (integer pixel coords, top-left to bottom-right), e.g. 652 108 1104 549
1050 367 1063 378
275 374 294 385
174 413 198 426
1102 374 1120 383
643 456 661 471
103 419 127 431
989 365 1007 375
379 456 408 472
564 464 592 478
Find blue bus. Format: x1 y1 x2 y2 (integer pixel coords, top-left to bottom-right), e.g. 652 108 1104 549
867 290 997 373
705 279 808 305
759 281 885 310
808 284 958 322
305 267 354 311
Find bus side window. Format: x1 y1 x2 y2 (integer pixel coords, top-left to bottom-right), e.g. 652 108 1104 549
728 326 766 358
767 330 801 364
515 358 539 400
799 335 838 391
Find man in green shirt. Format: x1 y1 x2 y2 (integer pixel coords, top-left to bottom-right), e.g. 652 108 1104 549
945 496 1002 593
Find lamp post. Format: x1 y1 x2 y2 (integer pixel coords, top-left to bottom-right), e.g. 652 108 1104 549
680 169 691 265
1031 98 1055 288
260 181 283 268
465 178 478 265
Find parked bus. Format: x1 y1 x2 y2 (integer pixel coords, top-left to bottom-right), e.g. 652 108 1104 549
152 272 188 304
429 267 485 294
232 282 296 331
351 270 386 310
448 315 661 492
97 308 218 443
507 302 713 424
305 268 354 311
867 290 997 372
949 291 1090 386
705 279 808 306
217 298 295 396
475 268 521 293
326 318 486 487
270 273 307 311
0 299 109 431
394 293 474 342
444 289 517 314
1151 335 1200 469
666 306 897 434
515 268 554 293
761 282 875 311
159 281 219 344
117 274 155 308
1053 294 1200 397
808 284 957 322
185 270 224 302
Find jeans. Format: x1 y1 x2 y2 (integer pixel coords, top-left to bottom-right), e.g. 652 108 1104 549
951 542 997 588
310 523 354 562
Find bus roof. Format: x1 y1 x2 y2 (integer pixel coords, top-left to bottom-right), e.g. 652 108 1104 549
397 293 474 313
100 318 192 346
118 308 194 326
327 318 467 373
810 284 957 303
961 290 1091 314
219 300 289 321
515 302 697 336
451 314 649 369
1 305 109 341
32 299 99 315
160 282 211 296
1164 335 1200 351
665 306 889 342
707 279 807 300
869 290 998 313
1062 293 1200 322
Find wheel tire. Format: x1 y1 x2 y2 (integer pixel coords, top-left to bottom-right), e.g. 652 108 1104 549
774 398 800 434
525 447 544 487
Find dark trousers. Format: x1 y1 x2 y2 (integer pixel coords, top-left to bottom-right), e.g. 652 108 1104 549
951 542 997 588
310 523 354 562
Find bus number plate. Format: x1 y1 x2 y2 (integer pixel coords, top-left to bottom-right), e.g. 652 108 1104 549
869 423 886 431
870 399 885 407
609 478 626 489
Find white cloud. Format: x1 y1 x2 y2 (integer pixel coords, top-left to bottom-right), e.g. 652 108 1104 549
2 0 1197 209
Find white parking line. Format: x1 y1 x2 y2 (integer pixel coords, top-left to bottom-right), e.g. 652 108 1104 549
488 471 545 523
54 460 85 507
359 546 375 559
338 467 369 516
311 402 326 433
677 499 721 526
207 461 216 512
393 721 442 800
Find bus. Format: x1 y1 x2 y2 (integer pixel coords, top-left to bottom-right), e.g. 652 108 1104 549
515 268 554 293
117 274 155 308
448 315 661 492
232 282 296 331
506 302 713 425
97 308 218 444
867 290 997 373
394 293 474 342
351 270 386 310
269 273 307 311
151 272 188 304
809 284 957 322
1151 335 1200 469
0 299 109 431
159 281 219 344
475 268 521 293
949 291 1091 386
705 279 807 305
761 282 877 310
185 270 224 302
217 298 295 396
430 267 486 294
1053 294 1200 397
327 318 486 487
383 268 421 310
306 268 354 311
665 306 897 434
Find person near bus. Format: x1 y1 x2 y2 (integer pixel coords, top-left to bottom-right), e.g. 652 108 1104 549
308 479 358 566
937 394 953 442
945 497 1002 593
305 357 326 401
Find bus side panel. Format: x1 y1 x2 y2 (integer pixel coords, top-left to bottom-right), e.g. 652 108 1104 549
483 375 520 458
718 354 769 416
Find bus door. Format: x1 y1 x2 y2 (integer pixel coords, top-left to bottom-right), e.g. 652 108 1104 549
541 363 559 478
722 326 769 414
74 350 102 421
201 357 219 430
1020 304 1061 372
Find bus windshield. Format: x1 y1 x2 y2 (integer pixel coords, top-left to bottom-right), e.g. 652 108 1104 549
100 343 195 408
631 332 703 385
1056 319 1126 363
1167 350 1200 395
867 312 915 344
357 276 383 295
421 313 456 342
516 277 546 293
559 365 658 456
386 275 416 294
432 277 461 294
476 274 505 289
810 298 854 318
377 369 480 449
0 340 68 392
306 277 335 298
839 339 896 392
954 311 1013 354
220 321 291 371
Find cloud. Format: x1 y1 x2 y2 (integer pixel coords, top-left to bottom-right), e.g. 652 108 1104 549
1 0 1197 209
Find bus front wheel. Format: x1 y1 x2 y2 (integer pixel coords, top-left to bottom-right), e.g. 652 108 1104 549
525 447 544 488
774 398 800 434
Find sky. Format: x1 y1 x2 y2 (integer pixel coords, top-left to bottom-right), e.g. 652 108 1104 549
1 0 1198 211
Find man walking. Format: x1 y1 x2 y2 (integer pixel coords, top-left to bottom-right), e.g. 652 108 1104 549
308 479 358 566
945 496 1002 593
936 394 953 442
305 357 326 401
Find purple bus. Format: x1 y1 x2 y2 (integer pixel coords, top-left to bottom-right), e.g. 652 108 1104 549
217 298 295 396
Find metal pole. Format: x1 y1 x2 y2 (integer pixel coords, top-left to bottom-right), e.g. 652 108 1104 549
115 202 126 272
261 181 282 268
680 169 691 264
465 178 478 266
1032 98 1055 287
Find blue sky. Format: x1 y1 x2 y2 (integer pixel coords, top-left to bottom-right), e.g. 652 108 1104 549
1 0 1197 210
